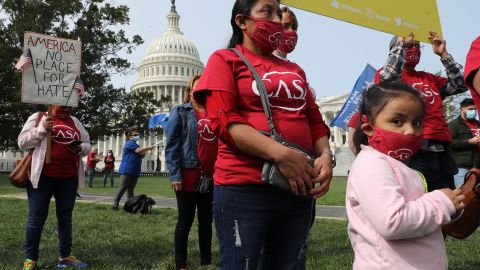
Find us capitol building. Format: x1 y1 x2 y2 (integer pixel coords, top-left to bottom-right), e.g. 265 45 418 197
0 2 354 176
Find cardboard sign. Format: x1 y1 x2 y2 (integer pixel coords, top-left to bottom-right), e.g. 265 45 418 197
283 0 442 43
20 32 82 106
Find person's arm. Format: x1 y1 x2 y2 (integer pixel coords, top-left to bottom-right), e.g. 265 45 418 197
448 120 477 150
378 36 410 82
426 32 468 98
350 154 456 240
165 106 183 182
206 90 315 196
18 113 48 150
134 146 153 155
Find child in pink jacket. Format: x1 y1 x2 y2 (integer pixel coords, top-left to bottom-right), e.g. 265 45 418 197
346 81 465 270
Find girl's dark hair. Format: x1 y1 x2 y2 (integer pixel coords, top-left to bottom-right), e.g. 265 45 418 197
227 0 281 48
184 75 201 103
352 80 424 154
124 127 138 138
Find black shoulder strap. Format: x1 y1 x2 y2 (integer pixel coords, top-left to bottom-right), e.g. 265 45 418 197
229 48 277 136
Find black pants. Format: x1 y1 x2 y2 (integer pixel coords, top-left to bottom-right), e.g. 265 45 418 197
113 174 138 207
408 149 456 191
174 191 213 269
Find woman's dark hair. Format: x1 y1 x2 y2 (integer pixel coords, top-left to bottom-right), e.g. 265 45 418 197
227 0 281 48
107 149 114 157
184 75 201 103
352 80 424 154
124 127 138 138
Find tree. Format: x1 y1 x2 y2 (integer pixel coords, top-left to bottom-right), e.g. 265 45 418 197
0 0 168 149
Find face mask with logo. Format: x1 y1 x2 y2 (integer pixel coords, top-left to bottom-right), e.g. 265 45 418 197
466 109 478 120
363 116 423 161
277 30 297 53
245 16 283 54
405 47 421 69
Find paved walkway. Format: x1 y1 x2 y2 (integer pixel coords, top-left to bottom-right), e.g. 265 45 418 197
0 193 347 220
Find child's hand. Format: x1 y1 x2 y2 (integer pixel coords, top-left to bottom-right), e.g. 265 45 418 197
439 188 466 210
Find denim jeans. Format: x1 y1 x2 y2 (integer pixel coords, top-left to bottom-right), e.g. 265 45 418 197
25 174 78 261
213 185 313 270
174 191 213 269
454 167 470 188
87 167 95 187
408 149 456 191
103 169 114 187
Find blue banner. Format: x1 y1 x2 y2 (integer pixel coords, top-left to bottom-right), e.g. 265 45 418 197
330 64 377 130
148 113 169 130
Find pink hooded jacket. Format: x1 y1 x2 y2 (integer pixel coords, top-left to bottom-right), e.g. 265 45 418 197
346 146 456 270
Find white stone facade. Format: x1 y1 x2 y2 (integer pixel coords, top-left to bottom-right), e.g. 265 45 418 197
96 3 204 173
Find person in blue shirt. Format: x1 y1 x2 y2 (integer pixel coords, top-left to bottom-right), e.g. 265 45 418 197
112 128 154 210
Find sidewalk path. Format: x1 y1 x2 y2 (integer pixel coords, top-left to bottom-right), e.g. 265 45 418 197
0 193 347 220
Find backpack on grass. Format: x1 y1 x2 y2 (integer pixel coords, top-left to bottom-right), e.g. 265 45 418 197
123 195 156 214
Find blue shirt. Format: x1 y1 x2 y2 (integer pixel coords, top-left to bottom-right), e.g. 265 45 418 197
118 140 142 176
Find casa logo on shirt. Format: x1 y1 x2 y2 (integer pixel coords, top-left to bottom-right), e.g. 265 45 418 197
252 71 307 111
387 148 413 160
51 125 80 144
412 82 439 105
198 119 216 142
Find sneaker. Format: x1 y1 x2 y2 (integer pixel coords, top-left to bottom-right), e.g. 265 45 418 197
23 259 38 270
112 205 119 211
57 256 88 268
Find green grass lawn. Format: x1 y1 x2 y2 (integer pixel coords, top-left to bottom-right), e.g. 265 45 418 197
0 198 479 269
0 175 347 205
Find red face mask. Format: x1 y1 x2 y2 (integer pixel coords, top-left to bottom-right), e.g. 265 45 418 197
362 116 423 161
405 47 421 69
245 16 283 54
52 106 73 118
277 30 298 53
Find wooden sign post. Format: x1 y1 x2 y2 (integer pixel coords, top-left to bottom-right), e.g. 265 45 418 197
18 32 82 163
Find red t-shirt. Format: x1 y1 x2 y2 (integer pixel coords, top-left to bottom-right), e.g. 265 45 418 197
348 112 361 128
195 110 218 178
86 151 99 168
180 168 201 192
465 36 480 111
194 44 330 186
464 120 480 154
374 69 451 142
42 115 80 179
104 155 115 170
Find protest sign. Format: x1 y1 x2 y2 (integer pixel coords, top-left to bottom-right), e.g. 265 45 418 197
283 0 442 43
20 32 82 107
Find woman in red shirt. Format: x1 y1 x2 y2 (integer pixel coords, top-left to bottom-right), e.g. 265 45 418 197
103 150 115 187
18 105 90 270
193 0 333 268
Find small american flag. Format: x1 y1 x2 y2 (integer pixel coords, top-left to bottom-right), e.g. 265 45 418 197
74 76 86 96
14 49 33 70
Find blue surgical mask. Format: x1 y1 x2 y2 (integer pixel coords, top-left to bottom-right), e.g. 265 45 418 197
132 135 140 142
466 109 477 120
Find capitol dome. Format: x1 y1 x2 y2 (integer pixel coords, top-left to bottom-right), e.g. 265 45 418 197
131 3 204 107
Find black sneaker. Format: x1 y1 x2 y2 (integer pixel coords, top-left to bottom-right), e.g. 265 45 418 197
112 205 119 211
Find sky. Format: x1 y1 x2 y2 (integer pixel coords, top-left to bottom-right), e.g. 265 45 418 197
110 0 480 98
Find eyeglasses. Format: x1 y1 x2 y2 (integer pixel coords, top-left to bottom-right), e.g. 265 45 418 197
131 133 139 136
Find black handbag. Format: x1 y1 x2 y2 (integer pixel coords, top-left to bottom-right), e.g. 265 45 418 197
230 48 315 195
196 172 214 194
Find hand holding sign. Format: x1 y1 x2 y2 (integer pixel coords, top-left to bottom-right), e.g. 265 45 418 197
428 31 448 58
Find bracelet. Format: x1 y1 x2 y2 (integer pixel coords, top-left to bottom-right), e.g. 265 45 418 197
319 151 336 168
